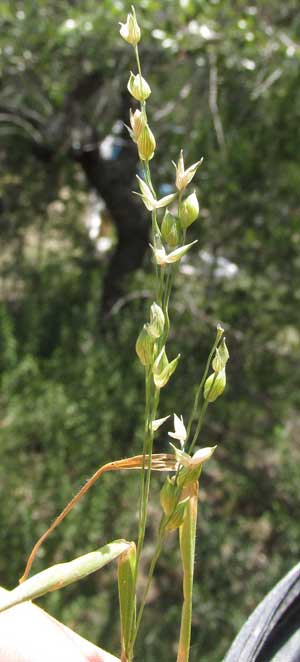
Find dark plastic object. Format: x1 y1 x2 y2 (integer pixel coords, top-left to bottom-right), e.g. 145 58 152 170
224 562 300 662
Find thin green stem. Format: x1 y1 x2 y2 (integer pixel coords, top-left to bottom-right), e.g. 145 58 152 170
136 369 151 560
132 473 190 652
188 369 218 454
134 46 161 299
143 388 159 511
186 328 222 444
145 160 156 199
158 265 165 307
161 267 173 343
127 39 182 662
132 531 165 648
135 45 143 84
188 400 209 455
137 385 159 556
126 368 152 660
133 44 159 565
127 379 160 661
177 482 198 662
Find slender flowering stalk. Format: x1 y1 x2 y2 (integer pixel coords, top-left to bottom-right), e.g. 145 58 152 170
120 9 228 660
6 9 230 662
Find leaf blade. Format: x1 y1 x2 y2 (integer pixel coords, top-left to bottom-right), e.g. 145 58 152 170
0 540 131 613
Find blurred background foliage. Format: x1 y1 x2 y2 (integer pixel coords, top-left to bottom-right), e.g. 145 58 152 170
1 0 300 660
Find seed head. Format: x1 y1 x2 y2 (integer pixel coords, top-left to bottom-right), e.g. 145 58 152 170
128 72 151 102
168 414 187 446
204 368 226 402
135 176 177 211
164 497 190 532
212 339 229 373
119 8 141 46
153 347 180 389
170 443 217 470
129 108 145 142
137 124 156 161
151 240 198 267
179 191 199 229
160 477 178 516
135 324 154 366
152 415 170 432
161 210 181 247
173 150 203 192
148 302 165 339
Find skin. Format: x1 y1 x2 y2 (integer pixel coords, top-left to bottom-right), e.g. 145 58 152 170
0 588 120 662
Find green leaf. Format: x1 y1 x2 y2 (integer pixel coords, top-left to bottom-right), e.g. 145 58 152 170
0 540 131 613
118 542 136 660
177 482 199 662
